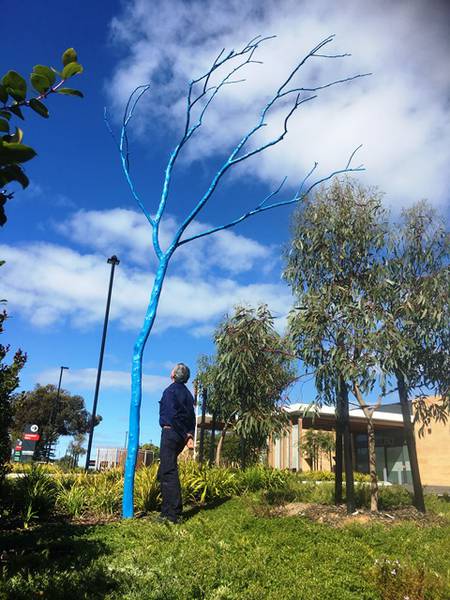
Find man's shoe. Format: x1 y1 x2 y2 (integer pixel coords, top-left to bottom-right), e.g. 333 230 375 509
155 514 178 525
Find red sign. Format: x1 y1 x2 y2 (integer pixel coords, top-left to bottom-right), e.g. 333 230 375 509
23 433 40 441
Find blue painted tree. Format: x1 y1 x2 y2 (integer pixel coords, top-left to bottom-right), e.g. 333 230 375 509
109 35 369 518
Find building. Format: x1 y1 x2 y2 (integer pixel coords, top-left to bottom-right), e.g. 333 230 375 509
267 402 450 488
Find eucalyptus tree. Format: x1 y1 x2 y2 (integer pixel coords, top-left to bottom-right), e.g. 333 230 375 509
195 306 296 467
284 179 388 512
212 305 296 466
0 48 84 225
379 201 449 512
109 34 369 517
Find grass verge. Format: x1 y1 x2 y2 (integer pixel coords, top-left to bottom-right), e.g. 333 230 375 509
1 495 449 600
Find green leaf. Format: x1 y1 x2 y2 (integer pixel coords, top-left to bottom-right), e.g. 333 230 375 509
8 105 24 120
61 62 83 79
3 127 24 143
56 88 84 98
32 65 56 86
0 119 9 133
0 163 29 188
0 85 7 103
62 48 78 67
30 73 51 94
1 71 27 101
0 141 37 164
0 110 11 120
29 98 49 118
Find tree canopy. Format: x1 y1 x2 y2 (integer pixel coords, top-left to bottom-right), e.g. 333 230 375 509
11 384 100 460
197 305 296 465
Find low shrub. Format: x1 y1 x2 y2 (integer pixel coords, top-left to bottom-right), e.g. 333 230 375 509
56 480 88 518
14 465 58 527
135 463 160 512
235 465 290 492
181 463 237 504
372 557 446 600
85 470 122 516
378 485 413 510
263 485 298 506
297 470 335 482
294 470 370 483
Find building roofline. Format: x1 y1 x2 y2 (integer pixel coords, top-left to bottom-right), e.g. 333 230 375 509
286 403 406 424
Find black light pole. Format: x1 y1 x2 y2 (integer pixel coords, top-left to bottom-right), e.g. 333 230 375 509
46 365 69 462
85 255 120 471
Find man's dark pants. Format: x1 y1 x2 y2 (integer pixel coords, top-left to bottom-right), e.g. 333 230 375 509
157 428 186 522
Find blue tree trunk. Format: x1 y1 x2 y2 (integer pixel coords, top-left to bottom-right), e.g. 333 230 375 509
122 257 169 518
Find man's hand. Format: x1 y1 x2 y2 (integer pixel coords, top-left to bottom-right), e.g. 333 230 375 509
186 436 194 450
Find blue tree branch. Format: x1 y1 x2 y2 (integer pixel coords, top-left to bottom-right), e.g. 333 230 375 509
170 36 370 244
177 147 364 246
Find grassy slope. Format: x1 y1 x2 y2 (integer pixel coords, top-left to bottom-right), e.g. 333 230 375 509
1 497 449 600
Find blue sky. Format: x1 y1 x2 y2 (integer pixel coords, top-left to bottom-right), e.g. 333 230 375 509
2 0 449 458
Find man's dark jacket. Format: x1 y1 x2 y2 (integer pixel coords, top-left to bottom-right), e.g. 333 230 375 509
159 382 195 440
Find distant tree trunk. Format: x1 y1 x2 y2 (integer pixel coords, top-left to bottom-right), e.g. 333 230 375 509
340 377 355 514
209 412 217 466
352 383 379 512
199 388 207 464
367 416 378 512
396 370 425 513
215 427 227 466
240 435 247 469
335 392 343 505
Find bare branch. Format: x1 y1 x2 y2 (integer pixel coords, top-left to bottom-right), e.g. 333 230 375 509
113 85 158 239
172 37 369 242
178 147 364 246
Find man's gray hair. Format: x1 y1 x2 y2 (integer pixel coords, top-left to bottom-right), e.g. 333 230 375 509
173 363 190 384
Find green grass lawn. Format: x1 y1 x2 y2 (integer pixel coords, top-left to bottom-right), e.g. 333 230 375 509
1 496 449 600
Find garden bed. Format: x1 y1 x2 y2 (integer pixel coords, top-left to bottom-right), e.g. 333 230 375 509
263 501 449 527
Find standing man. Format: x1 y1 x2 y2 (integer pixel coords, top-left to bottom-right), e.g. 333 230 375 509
158 363 195 523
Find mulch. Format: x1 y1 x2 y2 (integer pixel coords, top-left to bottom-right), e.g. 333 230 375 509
268 502 448 526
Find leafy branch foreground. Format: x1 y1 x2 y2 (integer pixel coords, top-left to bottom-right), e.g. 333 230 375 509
1 490 449 600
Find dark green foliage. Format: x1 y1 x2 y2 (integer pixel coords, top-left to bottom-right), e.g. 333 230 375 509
378 485 412 510
11 384 100 460
0 48 84 225
0 310 26 486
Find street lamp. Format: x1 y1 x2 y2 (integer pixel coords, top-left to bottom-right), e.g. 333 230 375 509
46 365 69 462
85 255 120 470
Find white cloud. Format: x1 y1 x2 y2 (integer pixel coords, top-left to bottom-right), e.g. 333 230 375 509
57 207 274 276
36 367 167 393
0 240 291 334
107 0 450 209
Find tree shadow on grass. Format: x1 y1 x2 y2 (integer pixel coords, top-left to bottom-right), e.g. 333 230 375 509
182 497 232 521
0 522 119 600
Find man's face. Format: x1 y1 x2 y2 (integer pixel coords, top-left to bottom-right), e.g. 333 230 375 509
170 368 176 381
